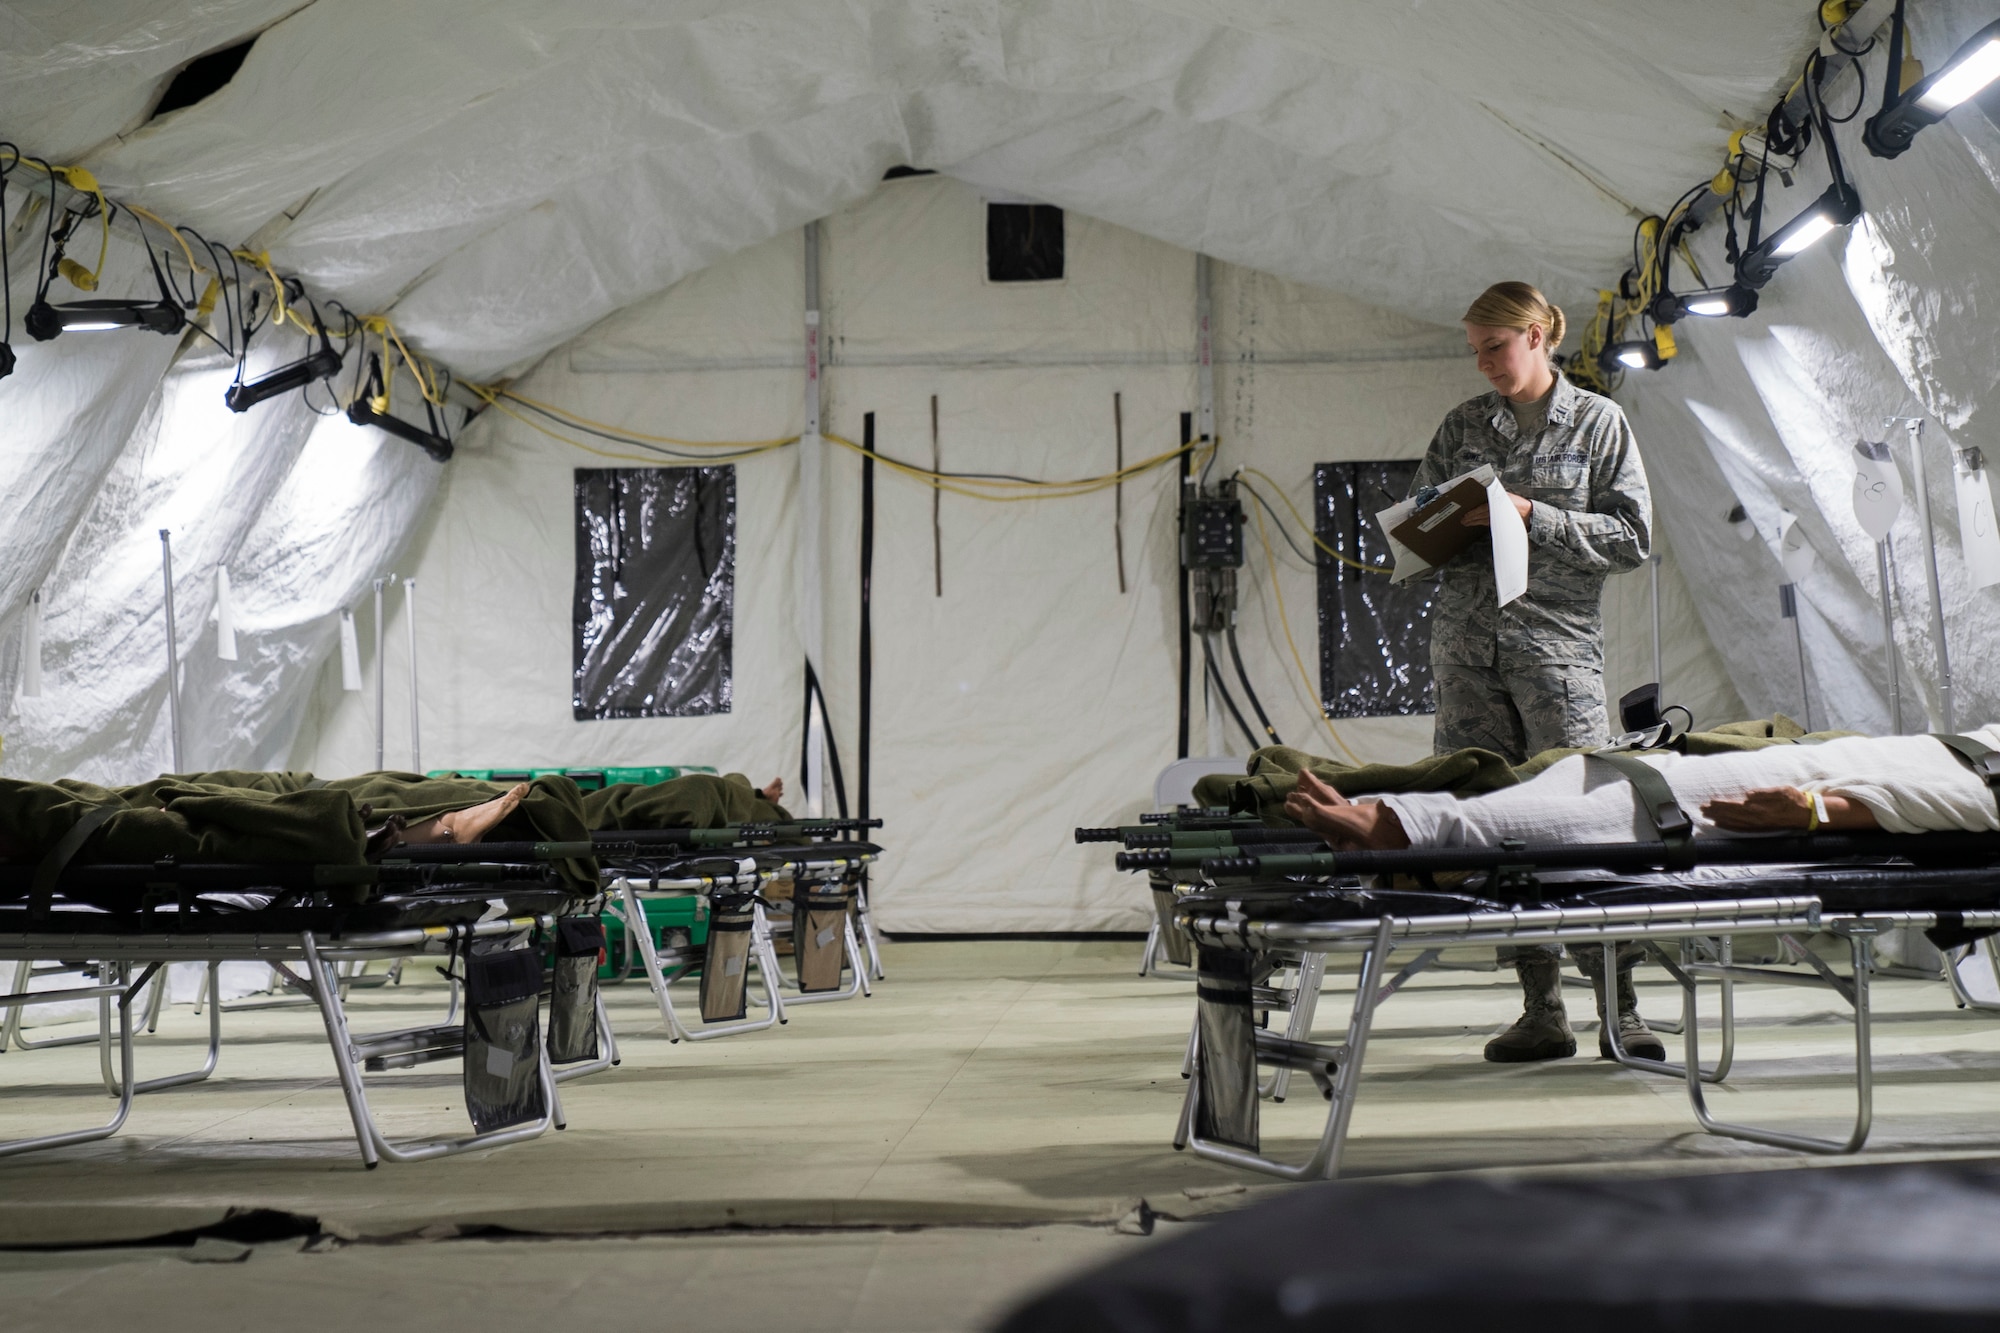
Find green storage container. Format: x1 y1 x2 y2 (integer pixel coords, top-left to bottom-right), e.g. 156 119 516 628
598 894 709 980
428 765 719 792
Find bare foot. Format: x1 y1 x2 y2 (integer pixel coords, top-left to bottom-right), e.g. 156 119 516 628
1282 769 1411 850
760 776 785 803
404 783 530 844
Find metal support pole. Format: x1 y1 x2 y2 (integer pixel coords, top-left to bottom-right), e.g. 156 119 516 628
1648 553 1663 688
403 578 421 773
1876 539 1902 734
158 530 184 773
1894 417 1953 733
799 220 826 819
1780 583 1814 733
372 575 388 770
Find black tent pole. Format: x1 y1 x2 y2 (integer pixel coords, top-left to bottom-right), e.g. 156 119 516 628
859 411 875 827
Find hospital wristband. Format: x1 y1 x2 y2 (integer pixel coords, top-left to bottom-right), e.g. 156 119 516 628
1806 791 1828 832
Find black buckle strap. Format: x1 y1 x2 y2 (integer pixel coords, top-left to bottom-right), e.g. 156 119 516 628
1587 750 1695 869
28 802 124 921
1932 734 2000 805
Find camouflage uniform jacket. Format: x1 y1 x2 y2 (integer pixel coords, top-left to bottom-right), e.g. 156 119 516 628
1409 372 1652 670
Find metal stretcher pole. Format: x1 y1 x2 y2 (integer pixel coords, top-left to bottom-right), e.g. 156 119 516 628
1649 552 1663 689
159 530 184 772
403 577 421 773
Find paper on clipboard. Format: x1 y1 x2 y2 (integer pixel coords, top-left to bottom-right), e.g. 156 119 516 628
1374 464 1528 607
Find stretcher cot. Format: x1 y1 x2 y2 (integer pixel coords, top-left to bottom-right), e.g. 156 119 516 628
1159 833 2000 1180
0 856 614 1166
597 837 883 1040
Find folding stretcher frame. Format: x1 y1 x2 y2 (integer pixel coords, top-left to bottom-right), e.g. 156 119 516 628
0 900 618 1167
602 845 878 1042
1174 892 1873 1181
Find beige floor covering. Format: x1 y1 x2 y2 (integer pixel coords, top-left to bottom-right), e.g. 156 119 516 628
2 937 2000 1328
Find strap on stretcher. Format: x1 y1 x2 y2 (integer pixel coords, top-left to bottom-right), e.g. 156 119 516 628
28 802 124 921
1933 733 2000 811
1586 749 1695 869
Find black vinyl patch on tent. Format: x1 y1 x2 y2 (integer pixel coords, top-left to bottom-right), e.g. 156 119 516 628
1315 461 1437 718
987 204 1064 282
573 467 734 720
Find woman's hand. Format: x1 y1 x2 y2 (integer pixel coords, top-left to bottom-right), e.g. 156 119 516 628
1460 491 1534 527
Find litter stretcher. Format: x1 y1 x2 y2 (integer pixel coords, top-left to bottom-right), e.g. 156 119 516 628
1082 809 2000 1181
0 854 615 1167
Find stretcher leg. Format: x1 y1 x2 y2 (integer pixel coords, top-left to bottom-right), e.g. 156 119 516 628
102 961 222 1096
1597 939 1733 1084
1182 919 1393 1180
1139 923 1161 977
0 962 145 1159
300 931 556 1166
1675 929 1874 1155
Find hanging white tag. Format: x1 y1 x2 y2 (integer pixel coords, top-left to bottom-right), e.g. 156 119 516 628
1852 440 1903 541
1777 510 1816 582
215 567 238 662
1954 447 2000 591
19 589 43 698
338 609 363 691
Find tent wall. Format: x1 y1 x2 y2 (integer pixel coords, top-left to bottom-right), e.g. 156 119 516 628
291 175 1737 931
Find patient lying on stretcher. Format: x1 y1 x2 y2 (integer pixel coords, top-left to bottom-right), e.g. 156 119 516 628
1284 728 2000 852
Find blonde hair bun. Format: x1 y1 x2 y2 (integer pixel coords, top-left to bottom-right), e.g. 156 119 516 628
1464 281 1564 355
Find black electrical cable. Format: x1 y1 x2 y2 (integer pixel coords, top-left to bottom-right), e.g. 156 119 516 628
1201 634 1262 751
0 142 14 360
801 662 849 821
1224 623 1285 747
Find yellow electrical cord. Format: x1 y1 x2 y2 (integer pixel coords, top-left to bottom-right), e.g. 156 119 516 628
1247 489 1365 765
1237 467 1390 575
477 385 796 450
823 431 1202 502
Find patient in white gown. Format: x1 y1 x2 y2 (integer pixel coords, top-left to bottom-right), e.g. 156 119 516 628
1284 727 2000 852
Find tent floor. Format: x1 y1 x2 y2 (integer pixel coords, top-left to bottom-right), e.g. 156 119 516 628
4 938 2000 1327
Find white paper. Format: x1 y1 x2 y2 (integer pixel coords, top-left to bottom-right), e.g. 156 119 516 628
19 589 43 698
214 566 238 662
1852 441 1903 542
1956 450 2000 591
338 609 363 691
1374 464 1497 586
1486 477 1529 606
1778 510 1817 582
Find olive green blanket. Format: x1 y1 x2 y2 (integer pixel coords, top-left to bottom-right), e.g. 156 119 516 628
0 770 788 892
1194 715 1860 823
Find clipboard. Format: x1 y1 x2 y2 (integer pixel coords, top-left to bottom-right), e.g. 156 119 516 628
1374 464 1529 607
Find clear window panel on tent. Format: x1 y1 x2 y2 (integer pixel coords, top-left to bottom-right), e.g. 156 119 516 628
1315 461 1437 718
572 466 735 720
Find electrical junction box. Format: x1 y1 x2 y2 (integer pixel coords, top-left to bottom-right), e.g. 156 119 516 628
1182 495 1245 570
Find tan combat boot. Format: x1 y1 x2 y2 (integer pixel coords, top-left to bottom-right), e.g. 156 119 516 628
1482 953 1576 1063
1576 943 1667 1061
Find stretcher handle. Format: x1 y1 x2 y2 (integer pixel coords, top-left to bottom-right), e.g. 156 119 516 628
1115 850 1173 871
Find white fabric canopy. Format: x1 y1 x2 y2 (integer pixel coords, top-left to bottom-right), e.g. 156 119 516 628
3 1 2000 927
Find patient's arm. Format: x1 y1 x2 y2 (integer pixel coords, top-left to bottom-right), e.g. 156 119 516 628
1283 770 1412 850
1700 786 1879 833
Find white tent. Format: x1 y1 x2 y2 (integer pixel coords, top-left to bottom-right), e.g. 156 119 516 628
3 1 1999 929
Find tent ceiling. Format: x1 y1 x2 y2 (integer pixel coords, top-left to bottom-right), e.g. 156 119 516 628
5 2 1822 377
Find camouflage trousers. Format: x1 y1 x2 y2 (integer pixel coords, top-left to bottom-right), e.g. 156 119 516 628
1433 658 1611 963
1431 660 1610 766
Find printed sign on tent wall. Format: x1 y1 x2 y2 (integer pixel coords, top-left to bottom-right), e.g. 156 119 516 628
1954 446 2000 590
1853 440 1903 541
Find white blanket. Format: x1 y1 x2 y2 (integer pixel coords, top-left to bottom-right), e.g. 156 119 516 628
1379 728 2000 849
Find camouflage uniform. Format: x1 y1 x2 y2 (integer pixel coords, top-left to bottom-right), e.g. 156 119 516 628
1414 372 1652 977
1411 371 1652 765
